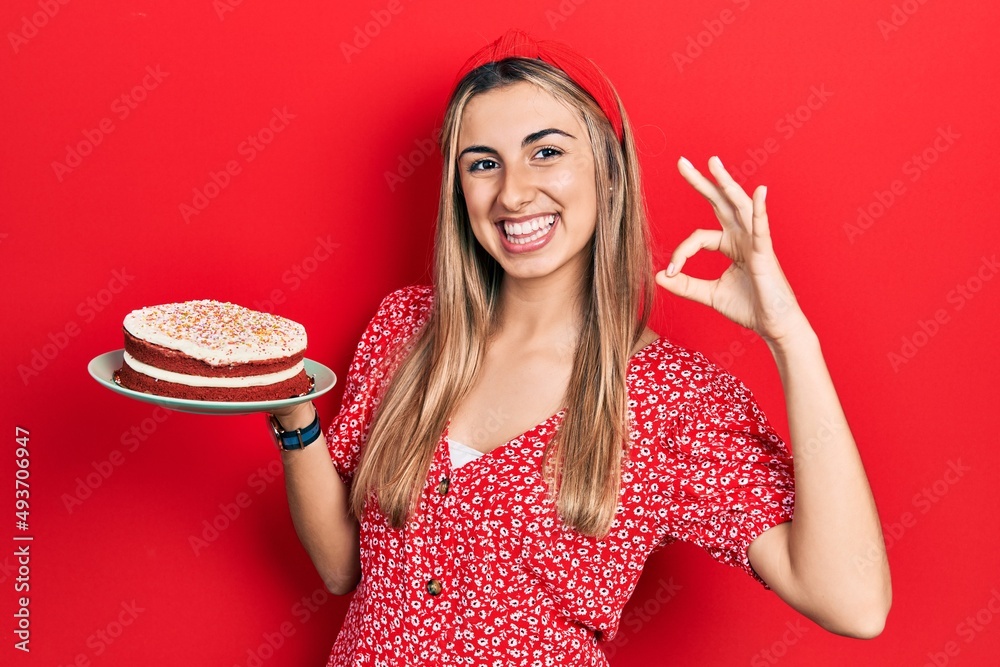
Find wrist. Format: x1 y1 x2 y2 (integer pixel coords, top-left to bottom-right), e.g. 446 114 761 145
766 322 821 363
268 404 322 452
272 401 316 431
762 307 815 351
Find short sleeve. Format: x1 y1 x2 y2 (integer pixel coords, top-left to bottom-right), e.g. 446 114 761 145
325 286 433 483
660 354 795 588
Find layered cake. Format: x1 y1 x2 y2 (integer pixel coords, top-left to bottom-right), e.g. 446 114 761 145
115 300 311 402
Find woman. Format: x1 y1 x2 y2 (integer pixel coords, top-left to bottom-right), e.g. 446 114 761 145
267 29 891 666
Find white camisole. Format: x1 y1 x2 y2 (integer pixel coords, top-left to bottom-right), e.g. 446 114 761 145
447 438 485 469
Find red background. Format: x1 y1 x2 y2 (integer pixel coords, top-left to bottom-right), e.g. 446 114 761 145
3 1 999 665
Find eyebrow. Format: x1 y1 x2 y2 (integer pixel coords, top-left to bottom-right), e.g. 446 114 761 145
457 128 576 159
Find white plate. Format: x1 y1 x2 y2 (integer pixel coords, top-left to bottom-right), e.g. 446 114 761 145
88 350 336 415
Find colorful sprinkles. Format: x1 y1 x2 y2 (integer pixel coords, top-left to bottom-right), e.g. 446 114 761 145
123 300 307 366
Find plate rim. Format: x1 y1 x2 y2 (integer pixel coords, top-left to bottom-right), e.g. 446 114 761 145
88 349 337 414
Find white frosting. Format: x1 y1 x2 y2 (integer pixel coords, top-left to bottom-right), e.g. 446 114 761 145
123 300 306 366
123 352 304 388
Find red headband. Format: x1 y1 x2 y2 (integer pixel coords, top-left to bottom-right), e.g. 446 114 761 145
453 29 625 143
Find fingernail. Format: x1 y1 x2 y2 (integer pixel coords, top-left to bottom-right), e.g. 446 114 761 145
679 156 692 169
666 262 676 276
761 185 767 201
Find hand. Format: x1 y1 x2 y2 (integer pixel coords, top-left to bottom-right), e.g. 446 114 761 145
655 156 810 347
269 401 316 431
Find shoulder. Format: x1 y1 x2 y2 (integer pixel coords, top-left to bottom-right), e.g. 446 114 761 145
629 336 766 427
363 285 434 341
630 335 718 395
373 284 434 321
341 285 434 375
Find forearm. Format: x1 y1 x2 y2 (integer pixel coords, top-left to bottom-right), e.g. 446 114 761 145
276 403 361 595
764 322 891 634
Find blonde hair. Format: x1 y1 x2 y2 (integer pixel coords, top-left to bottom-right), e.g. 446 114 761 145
350 58 654 537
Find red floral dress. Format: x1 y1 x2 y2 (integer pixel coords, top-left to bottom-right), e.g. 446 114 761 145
325 286 795 666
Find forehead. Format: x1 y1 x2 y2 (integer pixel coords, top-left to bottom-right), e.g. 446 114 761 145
458 81 586 145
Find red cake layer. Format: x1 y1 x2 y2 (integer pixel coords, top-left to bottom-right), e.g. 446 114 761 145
116 361 311 402
123 330 302 378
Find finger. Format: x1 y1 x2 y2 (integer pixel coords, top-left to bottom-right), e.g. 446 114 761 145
751 185 772 253
677 157 741 231
663 228 724 277
706 156 754 230
655 269 716 308
677 156 722 203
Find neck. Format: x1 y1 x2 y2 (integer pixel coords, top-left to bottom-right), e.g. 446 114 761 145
496 263 588 342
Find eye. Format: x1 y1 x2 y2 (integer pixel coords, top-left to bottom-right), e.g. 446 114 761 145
467 158 499 173
533 146 563 160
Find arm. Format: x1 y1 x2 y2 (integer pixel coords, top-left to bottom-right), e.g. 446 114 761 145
747 324 890 637
656 156 891 637
272 401 360 595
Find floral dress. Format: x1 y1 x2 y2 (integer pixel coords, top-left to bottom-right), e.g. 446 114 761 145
325 286 795 666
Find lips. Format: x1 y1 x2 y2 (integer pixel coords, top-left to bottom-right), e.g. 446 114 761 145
496 213 558 253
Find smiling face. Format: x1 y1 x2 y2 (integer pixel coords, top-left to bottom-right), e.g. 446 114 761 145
457 81 598 287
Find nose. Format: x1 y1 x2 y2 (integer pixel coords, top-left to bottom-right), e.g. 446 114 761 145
496 162 535 212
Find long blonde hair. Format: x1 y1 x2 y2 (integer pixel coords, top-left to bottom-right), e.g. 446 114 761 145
350 58 654 538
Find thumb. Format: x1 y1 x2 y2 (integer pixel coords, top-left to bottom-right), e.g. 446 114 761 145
655 269 715 308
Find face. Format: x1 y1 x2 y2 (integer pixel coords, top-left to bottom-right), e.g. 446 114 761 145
457 81 598 286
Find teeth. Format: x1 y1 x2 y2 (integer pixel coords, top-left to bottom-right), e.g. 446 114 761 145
502 215 556 238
